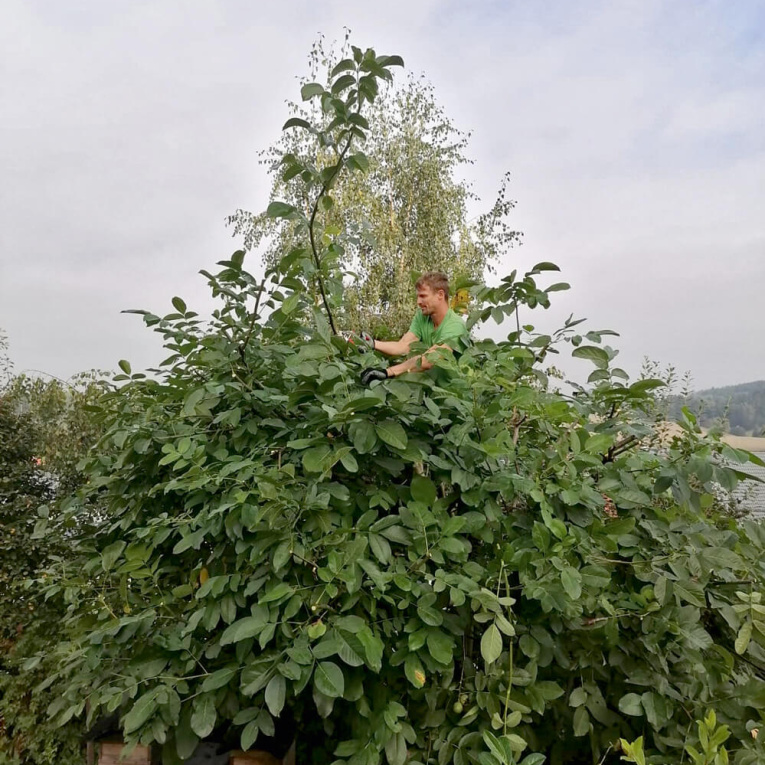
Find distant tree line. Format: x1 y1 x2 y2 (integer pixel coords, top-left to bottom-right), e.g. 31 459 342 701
668 380 765 437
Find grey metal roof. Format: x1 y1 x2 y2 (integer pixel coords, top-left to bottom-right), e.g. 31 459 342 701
731 452 765 519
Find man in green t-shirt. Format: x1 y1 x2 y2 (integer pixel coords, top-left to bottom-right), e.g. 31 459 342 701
358 271 468 385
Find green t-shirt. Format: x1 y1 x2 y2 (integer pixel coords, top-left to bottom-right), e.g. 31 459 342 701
408 308 468 352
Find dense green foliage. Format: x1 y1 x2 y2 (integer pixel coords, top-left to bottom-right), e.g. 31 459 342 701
32 48 765 765
0 338 108 765
668 380 765 438
620 710 744 765
228 36 520 338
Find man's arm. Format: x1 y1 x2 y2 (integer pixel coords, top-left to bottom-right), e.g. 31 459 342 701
373 331 419 358
386 344 452 377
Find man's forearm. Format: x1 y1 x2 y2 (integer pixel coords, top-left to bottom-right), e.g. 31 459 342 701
387 345 452 377
387 353 432 377
374 339 411 357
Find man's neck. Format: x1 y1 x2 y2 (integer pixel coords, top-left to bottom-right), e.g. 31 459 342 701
431 303 449 328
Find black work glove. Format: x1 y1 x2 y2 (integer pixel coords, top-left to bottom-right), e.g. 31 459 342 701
360 367 389 386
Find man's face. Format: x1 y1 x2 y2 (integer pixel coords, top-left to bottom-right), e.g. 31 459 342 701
416 285 443 316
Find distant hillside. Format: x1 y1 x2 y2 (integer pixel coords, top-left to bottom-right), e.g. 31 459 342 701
669 380 765 437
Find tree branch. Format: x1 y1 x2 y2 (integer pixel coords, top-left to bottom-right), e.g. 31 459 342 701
307 110 360 335
602 435 639 463
239 276 268 360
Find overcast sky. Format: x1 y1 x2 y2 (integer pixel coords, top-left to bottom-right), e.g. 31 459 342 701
1 0 763 390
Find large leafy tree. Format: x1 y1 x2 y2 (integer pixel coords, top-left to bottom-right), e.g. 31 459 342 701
228 36 521 337
0 336 109 765
35 46 765 765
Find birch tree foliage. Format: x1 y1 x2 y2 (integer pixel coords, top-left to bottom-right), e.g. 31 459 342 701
227 37 521 337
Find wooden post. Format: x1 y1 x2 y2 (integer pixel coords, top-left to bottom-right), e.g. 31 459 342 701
97 741 152 765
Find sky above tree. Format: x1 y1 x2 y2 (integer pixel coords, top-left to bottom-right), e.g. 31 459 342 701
1 0 763 389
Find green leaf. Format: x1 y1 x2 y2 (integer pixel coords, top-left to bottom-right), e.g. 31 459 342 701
101 541 126 571
481 624 503 664
654 576 669 604
616 489 651 506
336 632 365 667
301 82 325 100
735 620 752 654
171 296 187 313
369 533 391 564
536 681 564 701
272 541 291 572
640 692 667 728
190 694 217 738
349 420 378 454
303 445 331 473
673 581 706 608
283 117 312 130
519 755 546 765
118 359 132 375
573 706 590 737
358 628 383 672
220 613 268 645
348 152 369 171
331 74 356 94
529 261 560 273
404 654 426 688
342 395 383 413
629 378 666 394
261 582 294 602
506 734 528 754
348 113 370 129
411 475 437 505
307 620 326 640
283 164 302 184
122 691 158 734
266 201 297 218
340 451 358 472
483 731 510 763
385 731 407 765
173 528 204 554
560 567 582 600
201 666 238 692
175 713 199 759
376 420 407 450
379 54 405 68
699 547 743 572
619 693 644 716
330 59 356 77
265 674 286 716
312 636 340 660
426 630 453 665
571 346 609 366
281 291 300 315
314 661 344 698
240 720 259 751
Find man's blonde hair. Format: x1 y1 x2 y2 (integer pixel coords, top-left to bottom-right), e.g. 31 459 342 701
415 271 450 300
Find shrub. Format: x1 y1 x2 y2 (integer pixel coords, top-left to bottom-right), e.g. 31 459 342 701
37 45 765 765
